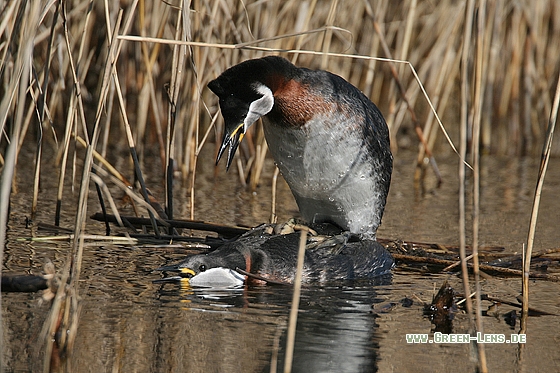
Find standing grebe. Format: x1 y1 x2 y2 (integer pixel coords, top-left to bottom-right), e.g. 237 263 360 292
209 56 392 240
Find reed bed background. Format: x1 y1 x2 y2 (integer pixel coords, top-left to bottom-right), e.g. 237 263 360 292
2 1 559 183
1 1 559 372
2 0 558 224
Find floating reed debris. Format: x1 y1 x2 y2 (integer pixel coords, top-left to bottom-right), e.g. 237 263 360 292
90 212 249 238
391 252 560 282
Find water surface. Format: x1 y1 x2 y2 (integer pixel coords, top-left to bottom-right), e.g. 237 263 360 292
2 147 560 372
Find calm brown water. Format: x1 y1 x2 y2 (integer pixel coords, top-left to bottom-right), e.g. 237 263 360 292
2 146 560 372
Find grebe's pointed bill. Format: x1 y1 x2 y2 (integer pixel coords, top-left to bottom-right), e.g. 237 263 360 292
216 122 245 170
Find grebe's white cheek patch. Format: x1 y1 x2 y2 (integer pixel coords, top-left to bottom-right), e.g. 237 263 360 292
244 84 274 131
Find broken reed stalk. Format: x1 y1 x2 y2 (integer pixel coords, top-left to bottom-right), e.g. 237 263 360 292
91 164 168 227
89 173 126 228
283 228 308 373
521 69 560 332
55 91 78 226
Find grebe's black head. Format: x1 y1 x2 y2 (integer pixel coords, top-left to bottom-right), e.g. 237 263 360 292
208 56 298 169
157 256 210 279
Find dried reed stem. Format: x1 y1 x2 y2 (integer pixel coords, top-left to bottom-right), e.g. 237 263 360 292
371 14 441 185
0 2 40 364
270 167 280 224
31 1 60 219
283 228 308 373
459 0 475 334
521 68 560 332
164 1 188 222
471 2 489 371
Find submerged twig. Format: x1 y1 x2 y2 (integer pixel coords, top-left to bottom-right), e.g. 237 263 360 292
392 253 560 282
1 274 49 292
480 294 556 316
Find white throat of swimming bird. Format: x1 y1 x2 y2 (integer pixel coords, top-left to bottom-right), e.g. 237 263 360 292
244 83 274 131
